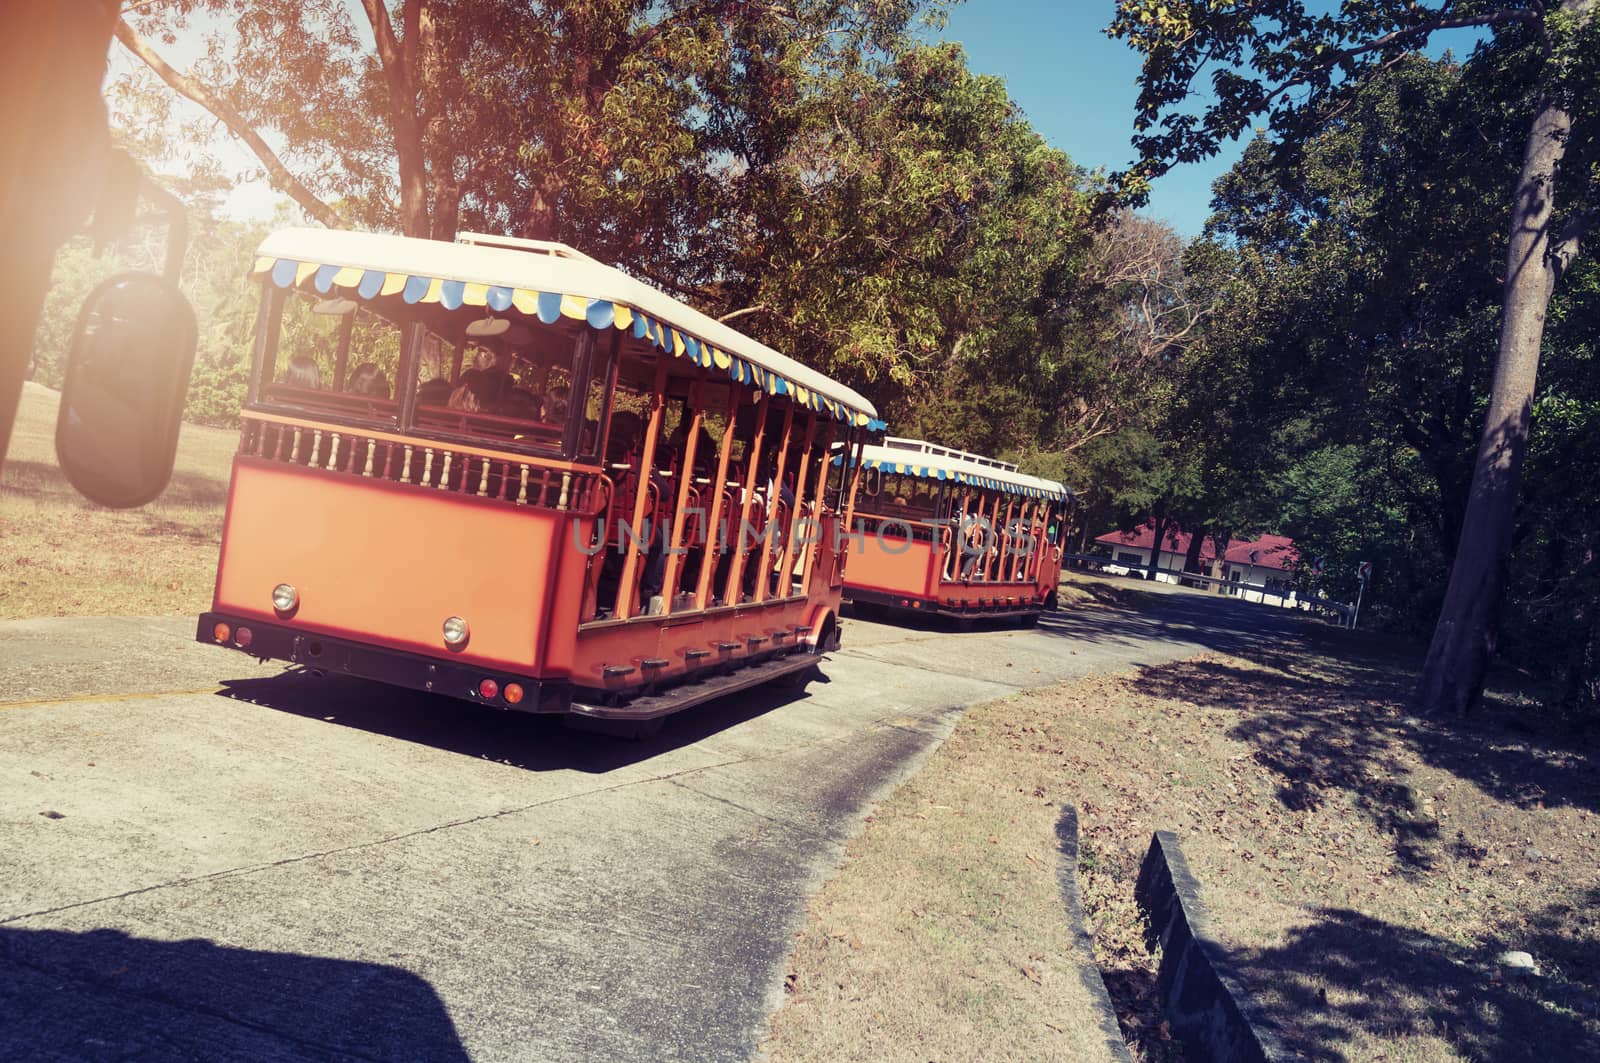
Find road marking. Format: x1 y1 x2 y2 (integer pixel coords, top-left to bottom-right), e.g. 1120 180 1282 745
0 687 223 712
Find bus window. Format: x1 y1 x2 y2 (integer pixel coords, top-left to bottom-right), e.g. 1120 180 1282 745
254 291 403 425
576 333 616 463
407 320 570 457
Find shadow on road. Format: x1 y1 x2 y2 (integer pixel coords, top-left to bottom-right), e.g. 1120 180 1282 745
0 926 467 1061
214 666 821 774
1037 584 1334 658
212 588 1324 770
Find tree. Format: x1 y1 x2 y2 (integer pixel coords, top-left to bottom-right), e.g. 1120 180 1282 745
1110 0 1599 715
711 42 1095 450
115 0 932 265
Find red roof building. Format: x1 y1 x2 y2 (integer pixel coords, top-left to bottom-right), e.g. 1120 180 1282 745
1093 524 1300 600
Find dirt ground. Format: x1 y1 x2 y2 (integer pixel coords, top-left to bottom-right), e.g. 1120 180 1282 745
766 614 1600 1062
0 383 234 619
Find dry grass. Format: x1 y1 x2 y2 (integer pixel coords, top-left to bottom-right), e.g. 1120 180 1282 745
1 383 235 618
1053 642 1600 1062
766 627 1599 1063
760 708 1123 1062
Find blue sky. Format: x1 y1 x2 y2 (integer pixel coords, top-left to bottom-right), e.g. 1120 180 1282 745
935 2 1243 237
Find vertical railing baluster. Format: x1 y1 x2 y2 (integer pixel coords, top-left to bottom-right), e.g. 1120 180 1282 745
422 448 435 487
401 445 414 484
362 439 375 477
517 465 529 505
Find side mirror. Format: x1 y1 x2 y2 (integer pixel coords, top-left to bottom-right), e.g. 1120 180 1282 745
55 273 197 508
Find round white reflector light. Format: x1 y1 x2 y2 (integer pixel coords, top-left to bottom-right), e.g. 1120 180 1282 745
443 616 470 646
271 583 298 613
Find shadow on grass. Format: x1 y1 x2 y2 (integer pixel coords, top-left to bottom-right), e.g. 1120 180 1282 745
214 664 820 774
0 925 467 1061
1125 655 1600 867
1 458 230 510
1234 905 1596 1062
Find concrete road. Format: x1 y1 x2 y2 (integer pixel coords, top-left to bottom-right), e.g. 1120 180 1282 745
0 586 1312 1061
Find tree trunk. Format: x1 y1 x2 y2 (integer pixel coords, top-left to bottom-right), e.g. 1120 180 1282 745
1210 528 1232 594
1181 524 1208 587
1416 67 1584 716
1146 510 1169 582
361 0 431 237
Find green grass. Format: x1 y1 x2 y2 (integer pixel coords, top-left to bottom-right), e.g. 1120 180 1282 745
0 383 236 618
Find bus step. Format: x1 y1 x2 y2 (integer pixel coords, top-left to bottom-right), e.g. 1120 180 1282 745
569 650 819 723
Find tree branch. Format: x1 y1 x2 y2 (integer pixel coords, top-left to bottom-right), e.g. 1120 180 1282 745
1258 8 1542 117
113 18 340 229
718 304 770 324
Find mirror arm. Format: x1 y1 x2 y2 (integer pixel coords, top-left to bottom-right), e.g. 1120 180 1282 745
139 176 188 286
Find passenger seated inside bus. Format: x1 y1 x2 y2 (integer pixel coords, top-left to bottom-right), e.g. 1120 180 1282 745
543 384 570 423
347 361 390 399
416 376 454 406
280 355 322 389
449 368 508 411
606 411 643 464
497 387 540 419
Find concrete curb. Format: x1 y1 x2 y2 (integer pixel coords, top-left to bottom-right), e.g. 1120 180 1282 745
1135 830 1292 1063
1054 806 1135 1063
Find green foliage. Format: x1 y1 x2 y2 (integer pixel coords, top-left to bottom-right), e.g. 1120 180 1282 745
713 42 1096 450
1159 34 1600 715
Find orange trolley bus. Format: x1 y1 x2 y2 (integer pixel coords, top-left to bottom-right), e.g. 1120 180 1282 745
839 438 1074 623
198 228 884 730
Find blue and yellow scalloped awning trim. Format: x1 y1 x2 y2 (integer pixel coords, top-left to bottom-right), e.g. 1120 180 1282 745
829 452 1068 501
256 256 887 431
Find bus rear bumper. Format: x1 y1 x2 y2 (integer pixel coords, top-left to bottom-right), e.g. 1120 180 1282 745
195 612 571 714
843 586 1043 620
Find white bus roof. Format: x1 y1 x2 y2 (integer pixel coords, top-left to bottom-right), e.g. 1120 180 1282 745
252 227 882 428
850 440 1073 501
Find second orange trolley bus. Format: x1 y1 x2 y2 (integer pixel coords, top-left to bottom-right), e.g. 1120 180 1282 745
198 228 884 731
839 438 1074 624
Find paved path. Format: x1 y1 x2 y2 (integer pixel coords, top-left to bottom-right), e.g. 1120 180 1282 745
0 586 1311 1061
